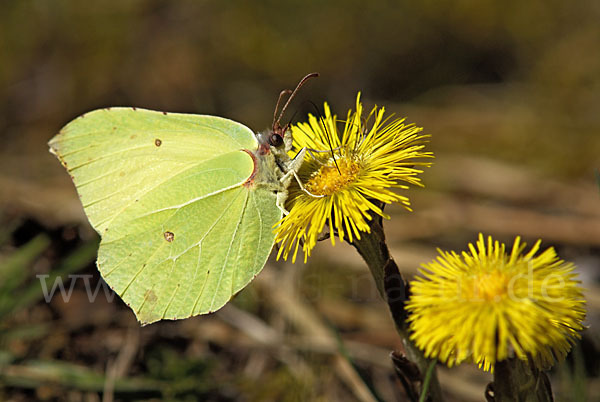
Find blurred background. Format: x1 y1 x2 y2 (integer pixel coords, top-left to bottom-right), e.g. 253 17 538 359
1 1 599 401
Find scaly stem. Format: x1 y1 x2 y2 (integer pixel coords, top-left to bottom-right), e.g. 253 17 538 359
351 216 444 402
490 358 553 402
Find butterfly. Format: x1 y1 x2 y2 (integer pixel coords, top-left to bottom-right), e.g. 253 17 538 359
48 73 318 324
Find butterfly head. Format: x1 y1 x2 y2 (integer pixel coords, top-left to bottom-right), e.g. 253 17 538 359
255 73 318 156
256 122 290 156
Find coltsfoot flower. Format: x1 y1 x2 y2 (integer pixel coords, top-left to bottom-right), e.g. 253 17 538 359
275 93 433 262
406 234 586 371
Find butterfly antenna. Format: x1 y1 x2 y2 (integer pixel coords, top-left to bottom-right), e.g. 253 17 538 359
307 100 341 175
274 72 319 130
273 89 292 131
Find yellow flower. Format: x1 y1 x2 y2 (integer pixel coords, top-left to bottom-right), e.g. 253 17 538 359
275 93 433 262
406 234 586 371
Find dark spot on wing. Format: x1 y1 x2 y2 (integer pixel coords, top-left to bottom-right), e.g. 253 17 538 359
119 171 125 177
113 126 117 130
130 134 137 139
144 289 157 303
162 111 167 115
155 139 162 147
164 231 175 242
132 107 137 111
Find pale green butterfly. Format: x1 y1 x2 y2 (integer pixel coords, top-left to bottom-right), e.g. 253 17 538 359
49 73 318 325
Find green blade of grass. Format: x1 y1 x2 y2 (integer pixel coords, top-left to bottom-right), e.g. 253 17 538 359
0 359 164 395
10 238 99 316
0 234 51 291
0 234 51 319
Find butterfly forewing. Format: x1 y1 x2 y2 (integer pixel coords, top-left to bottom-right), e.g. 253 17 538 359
49 108 259 232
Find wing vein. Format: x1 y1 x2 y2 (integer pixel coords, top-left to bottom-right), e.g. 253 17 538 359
94 153 248 232
119 240 168 298
62 122 252 149
138 179 244 218
230 191 252 297
191 189 245 314
69 144 154 171
209 190 248 312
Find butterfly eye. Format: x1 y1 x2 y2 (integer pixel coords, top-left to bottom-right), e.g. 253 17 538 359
269 133 284 147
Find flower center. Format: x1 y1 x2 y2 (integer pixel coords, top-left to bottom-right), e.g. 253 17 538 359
305 157 360 196
463 269 509 302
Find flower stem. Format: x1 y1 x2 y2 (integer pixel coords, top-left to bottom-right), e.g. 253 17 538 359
490 358 553 402
351 214 444 402
419 359 438 402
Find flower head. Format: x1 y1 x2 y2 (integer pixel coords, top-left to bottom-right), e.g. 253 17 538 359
406 234 586 371
275 93 433 262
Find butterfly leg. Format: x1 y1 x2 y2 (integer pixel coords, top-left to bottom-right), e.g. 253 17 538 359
276 189 290 215
280 148 324 199
286 147 306 177
279 169 324 199
293 171 324 198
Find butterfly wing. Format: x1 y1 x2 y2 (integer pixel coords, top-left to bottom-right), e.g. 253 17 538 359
49 108 281 324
